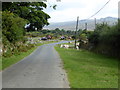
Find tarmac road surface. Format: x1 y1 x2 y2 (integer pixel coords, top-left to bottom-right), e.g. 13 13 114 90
2 41 70 88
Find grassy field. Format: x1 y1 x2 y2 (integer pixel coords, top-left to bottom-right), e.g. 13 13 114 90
55 47 118 88
1 41 58 71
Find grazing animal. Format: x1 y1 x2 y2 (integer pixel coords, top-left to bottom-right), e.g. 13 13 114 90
64 44 69 49
60 44 69 49
76 43 79 46
76 46 79 50
60 45 63 48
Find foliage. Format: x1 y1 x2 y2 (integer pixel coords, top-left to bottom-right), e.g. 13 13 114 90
1 2 53 58
26 28 79 39
79 33 87 41
88 22 120 58
2 2 50 31
2 11 30 57
2 11 28 43
88 31 99 45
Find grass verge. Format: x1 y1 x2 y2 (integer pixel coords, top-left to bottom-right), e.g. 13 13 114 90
55 47 118 88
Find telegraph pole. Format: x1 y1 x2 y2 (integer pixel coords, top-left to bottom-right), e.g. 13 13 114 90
74 16 79 49
85 22 87 30
95 18 97 30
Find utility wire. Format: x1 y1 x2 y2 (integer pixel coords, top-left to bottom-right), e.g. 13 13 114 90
87 0 111 20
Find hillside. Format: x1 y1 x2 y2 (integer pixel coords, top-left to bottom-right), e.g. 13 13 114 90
44 17 118 30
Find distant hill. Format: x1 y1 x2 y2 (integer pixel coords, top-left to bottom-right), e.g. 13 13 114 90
44 17 118 31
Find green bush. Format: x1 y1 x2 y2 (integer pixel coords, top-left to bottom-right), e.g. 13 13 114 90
2 11 29 57
88 22 120 58
2 11 28 44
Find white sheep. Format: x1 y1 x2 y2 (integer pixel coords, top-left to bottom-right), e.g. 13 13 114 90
60 44 69 49
64 44 69 49
76 43 79 46
0 49 2 53
60 45 63 48
76 46 79 50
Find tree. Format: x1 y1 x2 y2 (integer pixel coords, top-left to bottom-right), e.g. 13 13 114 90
2 11 28 43
87 22 120 58
88 31 99 45
2 2 50 31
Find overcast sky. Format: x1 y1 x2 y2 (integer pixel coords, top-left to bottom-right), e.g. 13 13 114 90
43 0 119 23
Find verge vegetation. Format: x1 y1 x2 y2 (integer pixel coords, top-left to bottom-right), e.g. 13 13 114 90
55 46 118 88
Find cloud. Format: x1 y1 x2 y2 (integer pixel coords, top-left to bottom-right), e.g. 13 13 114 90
44 0 119 22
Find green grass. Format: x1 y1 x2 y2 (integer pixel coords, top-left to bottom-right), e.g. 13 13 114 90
1 41 58 71
55 47 118 88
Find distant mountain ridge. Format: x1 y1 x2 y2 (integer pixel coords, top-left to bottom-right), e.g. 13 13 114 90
44 17 118 30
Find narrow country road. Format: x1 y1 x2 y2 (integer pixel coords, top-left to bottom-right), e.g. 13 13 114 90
2 41 70 88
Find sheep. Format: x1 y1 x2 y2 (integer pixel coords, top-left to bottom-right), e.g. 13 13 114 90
0 49 2 53
64 44 69 49
76 43 79 46
76 46 79 50
60 44 69 49
60 45 63 48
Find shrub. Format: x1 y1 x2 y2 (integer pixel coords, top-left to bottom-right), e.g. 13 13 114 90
87 22 120 58
2 11 28 44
